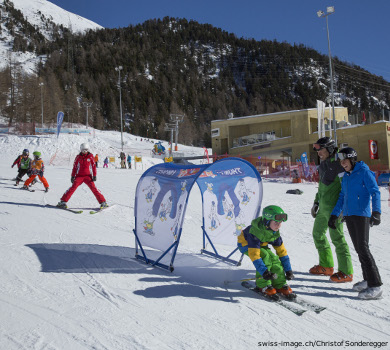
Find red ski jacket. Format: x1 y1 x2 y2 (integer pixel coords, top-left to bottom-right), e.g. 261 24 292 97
71 152 97 177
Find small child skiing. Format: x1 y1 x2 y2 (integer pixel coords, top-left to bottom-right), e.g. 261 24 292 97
57 143 107 209
23 151 49 192
12 149 31 185
95 154 99 168
237 205 295 299
103 157 109 168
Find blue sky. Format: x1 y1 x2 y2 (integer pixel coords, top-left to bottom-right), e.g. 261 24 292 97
49 0 390 83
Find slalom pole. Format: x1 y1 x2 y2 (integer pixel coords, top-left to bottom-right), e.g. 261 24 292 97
223 277 255 285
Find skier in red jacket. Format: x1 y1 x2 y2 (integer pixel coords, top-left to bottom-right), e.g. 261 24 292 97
57 143 108 209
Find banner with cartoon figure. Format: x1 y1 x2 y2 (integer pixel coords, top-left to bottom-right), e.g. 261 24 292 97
196 158 262 247
135 163 206 253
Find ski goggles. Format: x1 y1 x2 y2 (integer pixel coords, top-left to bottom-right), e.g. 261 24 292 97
273 213 288 222
338 152 353 161
313 143 325 151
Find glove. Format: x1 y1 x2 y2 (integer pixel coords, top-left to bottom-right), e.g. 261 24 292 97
285 270 295 280
370 211 381 227
328 215 338 230
262 270 277 281
38 170 43 177
71 177 75 183
92 176 96 182
311 202 319 218
11 165 14 168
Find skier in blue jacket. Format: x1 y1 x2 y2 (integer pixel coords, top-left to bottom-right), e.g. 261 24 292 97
328 147 382 300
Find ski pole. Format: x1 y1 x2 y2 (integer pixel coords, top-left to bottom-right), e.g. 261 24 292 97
223 277 255 285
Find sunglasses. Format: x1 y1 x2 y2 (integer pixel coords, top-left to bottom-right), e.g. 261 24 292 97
313 143 325 151
273 213 288 222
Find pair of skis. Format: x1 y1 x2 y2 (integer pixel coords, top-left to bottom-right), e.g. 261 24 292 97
45 204 110 214
241 281 326 316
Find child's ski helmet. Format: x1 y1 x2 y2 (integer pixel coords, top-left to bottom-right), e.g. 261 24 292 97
33 151 41 158
80 143 90 151
22 149 29 155
338 147 358 167
262 205 288 222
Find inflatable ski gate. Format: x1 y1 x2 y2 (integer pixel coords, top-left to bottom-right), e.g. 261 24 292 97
133 158 263 271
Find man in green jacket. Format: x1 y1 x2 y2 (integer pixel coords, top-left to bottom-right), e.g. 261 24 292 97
310 137 353 282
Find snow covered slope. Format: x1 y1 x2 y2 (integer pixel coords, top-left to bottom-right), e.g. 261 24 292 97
0 0 102 74
0 131 390 349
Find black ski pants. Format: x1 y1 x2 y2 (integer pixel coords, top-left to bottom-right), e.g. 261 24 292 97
16 168 29 181
345 216 382 288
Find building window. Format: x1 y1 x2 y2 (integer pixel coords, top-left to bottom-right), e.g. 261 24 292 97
211 128 220 138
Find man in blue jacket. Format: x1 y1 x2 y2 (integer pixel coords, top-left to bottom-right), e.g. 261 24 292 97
329 147 382 300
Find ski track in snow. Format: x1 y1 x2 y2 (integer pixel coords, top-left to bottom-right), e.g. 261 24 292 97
0 131 390 349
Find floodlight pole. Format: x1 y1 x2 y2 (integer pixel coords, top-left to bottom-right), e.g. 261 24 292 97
39 82 44 128
115 66 124 151
83 102 92 129
318 7 337 145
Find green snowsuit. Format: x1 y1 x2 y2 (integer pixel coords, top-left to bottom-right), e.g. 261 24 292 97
238 217 292 289
312 156 353 274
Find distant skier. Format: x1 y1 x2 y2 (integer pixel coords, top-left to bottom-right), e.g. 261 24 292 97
94 154 99 168
329 147 383 300
127 154 132 169
12 149 31 185
57 143 108 209
103 157 109 168
23 151 49 192
237 205 295 299
119 152 126 169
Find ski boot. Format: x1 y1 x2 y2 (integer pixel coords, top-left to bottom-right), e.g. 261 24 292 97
56 201 67 209
276 285 297 300
100 201 109 209
254 285 279 300
309 265 334 276
330 271 353 283
352 280 368 292
22 185 29 190
358 286 383 300
44 187 49 193
15 179 20 186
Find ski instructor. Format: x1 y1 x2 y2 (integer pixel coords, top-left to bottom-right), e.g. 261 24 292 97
309 137 353 282
57 143 108 209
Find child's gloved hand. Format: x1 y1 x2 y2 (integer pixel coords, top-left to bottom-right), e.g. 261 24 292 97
285 270 295 280
262 270 277 281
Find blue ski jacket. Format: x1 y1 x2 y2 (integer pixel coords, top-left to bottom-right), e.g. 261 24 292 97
331 161 381 218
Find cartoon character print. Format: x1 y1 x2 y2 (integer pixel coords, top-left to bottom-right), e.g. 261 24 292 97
205 182 214 193
143 209 156 236
222 196 234 220
171 204 183 241
143 178 158 203
208 201 221 231
238 178 254 205
233 210 246 236
159 196 173 222
180 180 187 193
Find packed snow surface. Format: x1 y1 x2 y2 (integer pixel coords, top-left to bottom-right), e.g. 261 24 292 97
0 130 390 350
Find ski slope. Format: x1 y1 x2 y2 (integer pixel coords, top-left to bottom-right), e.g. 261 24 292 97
0 130 390 350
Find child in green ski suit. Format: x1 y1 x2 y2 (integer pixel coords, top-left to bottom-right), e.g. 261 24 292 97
237 205 295 297
310 137 353 282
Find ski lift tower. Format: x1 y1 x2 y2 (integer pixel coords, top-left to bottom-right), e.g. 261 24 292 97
169 114 185 151
164 122 176 157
